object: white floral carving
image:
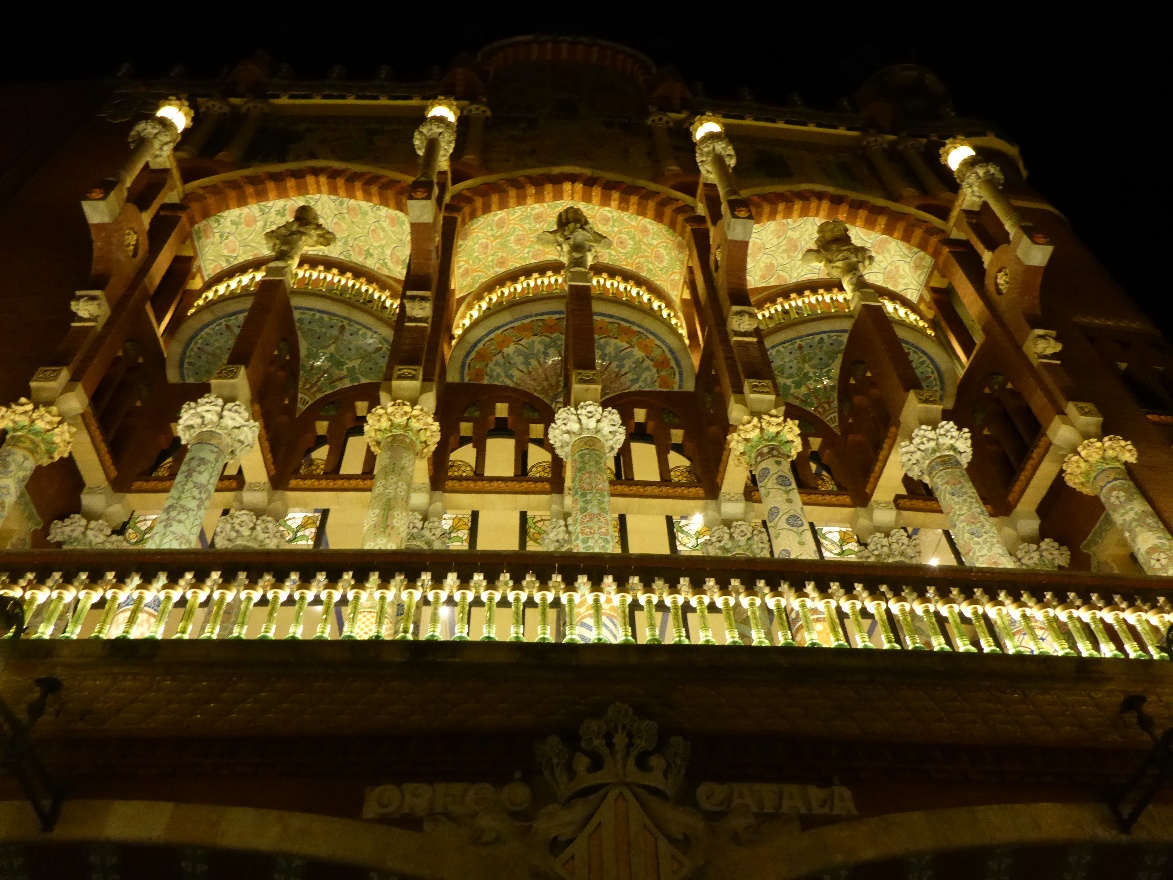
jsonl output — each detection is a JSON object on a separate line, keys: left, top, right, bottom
{"left": 730, "top": 409, "right": 802, "bottom": 467}
{"left": 702, "top": 520, "right": 770, "bottom": 557}
{"left": 1014, "top": 538, "right": 1071, "bottom": 570}
{"left": 954, "top": 160, "right": 1005, "bottom": 195}
{"left": 48, "top": 514, "right": 129, "bottom": 549}
{"left": 548, "top": 402, "right": 626, "bottom": 459}
{"left": 213, "top": 509, "right": 285, "bottom": 549}
{"left": 1062, "top": 435, "right": 1138, "bottom": 495}
{"left": 856, "top": 528, "right": 920, "bottom": 563}
{"left": 405, "top": 512, "right": 448, "bottom": 550}
{"left": 176, "top": 394, "right": 259, "bottom": 459}
{"left": 364, "top": 400, "right": 440, "bottom": 457}
{"left": 413, "top": 116, "right": 458, "bottom": 164}
{"left": 129, "top": 117, "right": 181, "bottom": 164}
{"left": 0, "top": 398, "right": 74, "bottom": 464}
{"left": 695, "top": 132, "right": 737, "bottom": 176}
{"left": 900, "top": 421, "right": 973, "bottom": 481}
{"left": 542, "top": 517, "right": 573, "bottom": 552}
{"left": 1031, "top": 332, "right": 1063, "bottom": 357}
{"left": 70, "top": 294, "right": 103, "bottom": 320}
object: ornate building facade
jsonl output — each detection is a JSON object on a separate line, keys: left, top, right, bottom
{"left": 2, "top": 37, "right": 1173, "bottom": 879}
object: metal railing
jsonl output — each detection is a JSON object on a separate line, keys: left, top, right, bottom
{"left": 1, "top": 550, "right": 1170, "bottom": 659}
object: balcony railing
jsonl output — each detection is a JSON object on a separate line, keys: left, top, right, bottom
{"left": 1, "top": 551, "right": 1170, "bottom": 660}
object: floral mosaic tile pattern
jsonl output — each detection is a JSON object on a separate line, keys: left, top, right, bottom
{"left": 179, "top": 306, "right": 392, "bottom": 412}
{"left": 454, "top": 201, "right": 689, "bottom": 300}
{"left": 748, "top": 217, "right": 934, "bottom": 302}
{"left": 767, "top": 329, "right": 944, "bottom": 429}
{"left": 192, "top": 195, "right": 410, "bottom": 280}
{"left": 459, "top": 309, "right": 684, "bottom": 405}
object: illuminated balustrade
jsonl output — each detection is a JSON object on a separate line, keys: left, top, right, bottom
{"left": 188, "top": 262, "right": 400, "bottom": 319}
{"left": 756, "top": 288, "right": 934, "bottom": 336}
{"left": 3, "top": 554, "right": 1171, "bottom": 660}
{"left": 453, "top": 270, "right": 687, "bottom": 342}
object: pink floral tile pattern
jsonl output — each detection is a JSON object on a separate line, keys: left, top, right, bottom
{"left": 748, "top": 217, "right": 934, "bottom": 303}
{"left": 459, "top": 308, "right": 685, "bottom": 405}
{"left": 454, "top": 201, "right": 689, "bottom": 301}
{"left": 193, "top": 195, "right": 410, "bottom": 280}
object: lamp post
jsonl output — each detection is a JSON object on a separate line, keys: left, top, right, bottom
{"left": 414, "top": 98, "right": 460, "bottom": 182}
{"left": 940, "top": 138, "right": 1025, "bottom": 238}
{"left": 691, "top": 115, "right": 740, "bottom": 204}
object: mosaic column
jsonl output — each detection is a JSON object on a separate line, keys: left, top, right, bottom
{"left": 0, "top": 399, "right": 74, "bottom": 526}
{"left": 548, "top": 401, "right": 626, "bottom": 553}
{"left": 1064, "top": 436, "right": 1173, "bottom": 577}
{"left": 361, "top": 400, "right": 440, "bottom": 550}
{"left": 147, "top": 395, "right": 258, "bottom": 549}
{"left": 729, "top": 409, "right": 817, "bottom": 559}
{"left": 900, "top": 421, "right": 1017, "bottom": 568}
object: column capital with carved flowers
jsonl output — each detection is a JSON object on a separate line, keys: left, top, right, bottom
{"left": 364, "top": 400, "right": 440, "bottom": 458}
{"left": 729, "top": 409, "right": 802, "bottom": 468}
{"left": 702, "top": 521, "right": 771, "bottom": 557}
{"left": 548, "top": 401, "right": 626, "bottom": 459}
{"left": 176, "top": 394, "right": 259, "bottom": 459}
{"left": 1062, "top": 435, "right": 1138, "bottom": 495}
{"left": 900, "top": 420, "right": 973, "bottom": 481}
{"left": 952, "top": 158, "right": 1005, "bottom": 195}
{"left": 413, "top": 117, "right": 458, "bottom": 164}
{"left": 129, "top": 117, "right": 183, "bottom": 165}
{"left": 0, "top": 398, "right": 74, "bottom": 465}
{"left": 694, "top": 132, "right": 737, "bottom": 178}
{"left": 463, "top": 103, "right": 492, "bottom": 117}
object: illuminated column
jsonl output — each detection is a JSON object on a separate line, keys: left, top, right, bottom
{"left": 413, "top": 98, "right": 459, "bottom": 182}
{"left": 862, "top": 136, "right": 917, "bottom": 200}
{"left": 1063, "top": 436, "right": 1173, "bottom": 577}
{"left": 900, "top": 421, "right": 1017, "bottom": 568}
{"left": 940, "top": 139, "right": 1025, "bottom": 238}
{"left": 648, "top": 112, "right": 682, "bottom": 175}
{"left": 801, "top": 219, "right": 879, "bottom": 309}
{"left": 692, "top": 114, "right": 741, "bottom": 204}
{"left": 459, "top": 103, "right": 491, "bottom": 165}
{"left": 215, "top": 99, "right": 269, "bottom": 165}
{"left": 0, "top": 399, "right": 74, "bottom": 526}
{"left": 729, "top": 410, "right": 817, "bottom": 559}
{"left": 548, "top": 402, "right": 626, "bottom": 553}
{"left": 361, "top": 400, "right": 440, "bottom": 550}
{"left": 146, "top": 395, "right": 258, "bottom": 549}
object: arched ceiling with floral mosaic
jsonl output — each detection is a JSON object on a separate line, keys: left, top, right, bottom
{"left": 748, "top": 218, "right": 935, "bottom": 304}
{"left": 192, "top": 194, "right": 411, "bottom": 280}
{"left": 453, "top": 201, "right": 689, "bottom": 301}
{"left": 766, "top": 328, "right": 946, "bottom": 430}
{"left": 453, "top": 302, "right": 692, "bottom": 405}
{"left": 177, "top": 304, "right": 393, "bottom": 413}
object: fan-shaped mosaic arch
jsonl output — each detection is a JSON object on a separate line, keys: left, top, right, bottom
{"left": 453, "top": 201, "right": 689, "bottom": 302}
{"left": 455, "top": 304, "right": 691, "bottom": 406}
{"left": 766, "top": 328, "right": 946, "bottom": 430}
{"left": 178, "top": 304, "right": 393, "bottom": 413}
{"left": 192, "top": 194, "right": 411, "bottom": 280}
{"left": 748, "top": 217, "right": 934, "bottom": 304}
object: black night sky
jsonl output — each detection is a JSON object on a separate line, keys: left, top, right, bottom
{"left": 6, "top": 5, "right": 1165, "bottom": 330}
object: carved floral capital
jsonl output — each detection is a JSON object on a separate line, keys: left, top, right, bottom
{"left": 0, "top": 398, "right": 74, "bottom": 465}
{"left": 694, "top": 133, "right": 737, "bottom": 177}
{"left": 954, "top": 159, "right": 1005, "bottom": 195}
{"left": 212, "top": 509, "right": 286, "bottom": 549}
{"left": 176, "top": 394, "right": 259, "bottom": 459}
{"left": 548, "top": 402, "right": 626, "bottom": 459}
{"left": 364, "top": 400, "right": 440, "bottom": 458}
{"left": 48, "top": 514, "right": 128, "bottom": 549}
{"left": 1062, "top": 435, "right": 1137, "bottom": 495}
{"left": 413, "top": 117, "right": 458, "bottom": 163}
{"left": 129, "top": 118, "right": 181, "bottom": 164}
{"left": 702, "top": 520, "right": 770, "bottom": 558}
{"left": 899, "top": 421, "right": 972, "bottom": 481}
{"left": 730, "top": 409, "right": 802, "bottom": 467}
{"left": 1014, "top": 538, "right": 1071, "bottom": 570}
{"left": 856, "top": 528, "right": 920, "bottom": 563}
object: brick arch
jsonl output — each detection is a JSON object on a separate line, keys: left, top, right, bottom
{"left": 748, "top": 189, "right": 949, "bottom": 260}
{"left": 182, "top": 164, "right": 415, "bottom": 224}
{"left": 445, "top": 171, "right": 697, "bottom": 239}
{"left": 478, "top": 36, "right": 656, "bottom": 87}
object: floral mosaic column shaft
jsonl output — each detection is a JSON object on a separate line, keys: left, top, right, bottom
{"left": 1064, "top": 436, "right": 1173, "bottom": 577}
{"left": 147, "top": 395, "right": 258, "bottom": 549}
{"left": 0, "top": 399, "right": 74, "bottom": 526}
{"left": 548, "top": 402, "right": 626, "bottom": 553}
{"left": 900, "top": 422, "right": 1017, "bottom": 568}
{"left": 729, "top": 409, "right": 817, "bottom": 559}
{"left": 361, "top": 401, "right": 440, "bottom": 550}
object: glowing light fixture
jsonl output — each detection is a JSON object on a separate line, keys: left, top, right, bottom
{"left": 942, "top": 139, "right": 976, "bottom": 171}
{"left": 928, "top": 557, "right": 940, "bottom": 567}
{"left": 155, "top": 97, "right": 193, "bottom": 133}
{"left": 425, "top": 98, "right": 459, "bottom": 123}
{"left": 690, "top": 115, "right": 724, "bottom": 142}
